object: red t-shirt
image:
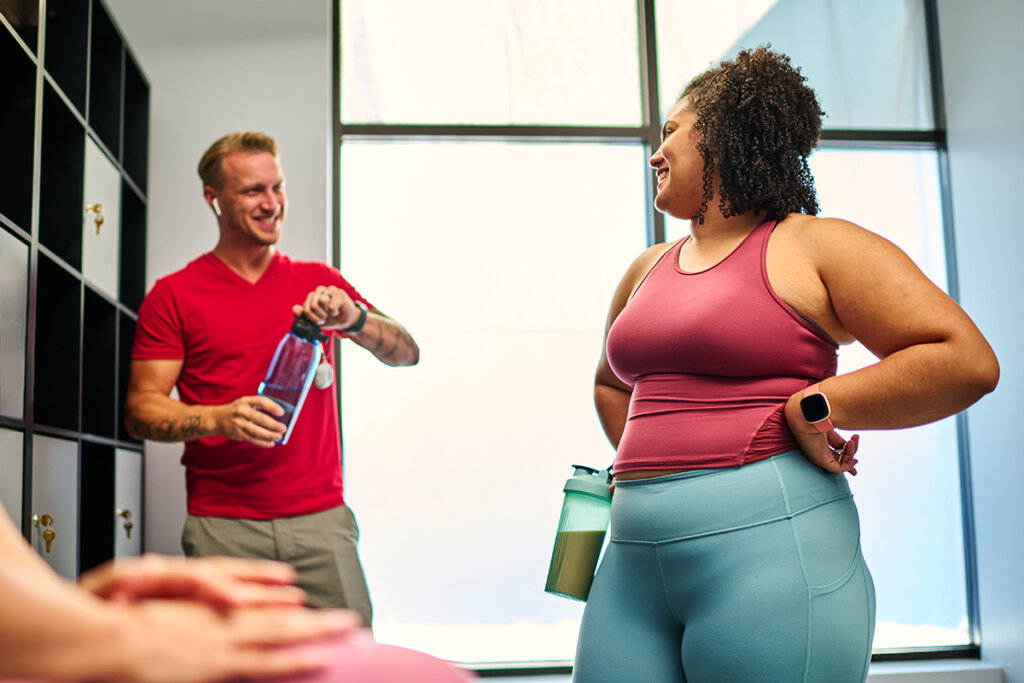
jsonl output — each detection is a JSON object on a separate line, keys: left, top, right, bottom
{"left": 132, "top": 251, "right": 370, "bottom": 518}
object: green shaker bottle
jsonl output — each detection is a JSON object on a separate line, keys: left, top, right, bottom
{"left": 544, "top": 464, "right": 613, "bottom": 601}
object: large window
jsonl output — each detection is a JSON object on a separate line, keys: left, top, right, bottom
{"left": 336, "top": 0, "right": 972, "bottom": 667}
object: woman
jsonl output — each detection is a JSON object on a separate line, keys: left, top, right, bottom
{"left": 574, "top": 47, "right": 998, "bottom": 682}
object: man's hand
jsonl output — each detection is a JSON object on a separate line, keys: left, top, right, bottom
{"left": 293, "top": 286, "right": 361, "bottom": 330}
{"left": 215, "top": 396, "right": 288, "bottom": 448}
{"left": 293, "top": 285, "right": 420, "bottom": 367}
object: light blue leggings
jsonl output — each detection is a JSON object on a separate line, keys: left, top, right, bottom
{"left": 574, "top": 451, "right": 875, "bottom": 683}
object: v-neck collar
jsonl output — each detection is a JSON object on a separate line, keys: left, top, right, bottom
{"left": 205, "top": 249, "right": 281, "bottom": 287}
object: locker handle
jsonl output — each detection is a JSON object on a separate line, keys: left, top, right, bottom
{"left": 117, "top": 508, "right": 134, "bottom": 540}
{"left": 85, "top": 203, "right": 105, "bottom": 234}
{"left": 31, "top": 513, "right": 56, "bottom": 553}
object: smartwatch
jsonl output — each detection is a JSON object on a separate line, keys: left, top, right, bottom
{"left": 800, "top": 383, "right": 834, "bottom": 433}
{"left": 343, "top": 300, "right": 369, "bottom": 333}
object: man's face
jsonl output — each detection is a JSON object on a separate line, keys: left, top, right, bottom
{"left": 214, "top": 151, "right": 286, "bottom": 246}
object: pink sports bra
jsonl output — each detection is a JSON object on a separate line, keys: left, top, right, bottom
{"left": 606, "top": 220, "right": 838, "bottom": 472}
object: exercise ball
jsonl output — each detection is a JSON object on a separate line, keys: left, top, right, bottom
{"left": 289, "top": 630, "right": 475, "bottom": 682}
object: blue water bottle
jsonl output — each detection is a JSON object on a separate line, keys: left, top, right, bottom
{"left": 257, "top": 316, "right": 326, "bottom": 445}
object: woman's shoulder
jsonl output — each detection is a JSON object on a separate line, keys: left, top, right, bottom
{"left": 777, "top": 214, "right": 907, "bottom": 262}
{"left": 608, "top": 240, "right": 681, "bottom": 307}
{"left": 631, "top": 239, "right": 679, "bottom": 271}
{"left": 776, "top": 213, "right": 874, "bottom": 240}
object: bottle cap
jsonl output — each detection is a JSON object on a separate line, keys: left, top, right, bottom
{"left": 563, "top": 464, "right": 613, "bottom": 500}
{"left": 291, "top": 316, "right": 327, "bottom": 342}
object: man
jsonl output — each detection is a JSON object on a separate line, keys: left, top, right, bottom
{"left": 125, "top": 131, "right": 418, "bottom": 626}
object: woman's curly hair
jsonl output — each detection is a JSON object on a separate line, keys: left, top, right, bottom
{"left": 680, "top": 46, "right": 825, "bottom": 223}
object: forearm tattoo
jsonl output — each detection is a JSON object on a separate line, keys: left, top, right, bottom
{"left": 370, "top": 318, "right": 413, "bottom": 361}
{"left": 370, "top": 319, "right": 386, "bottom": 354}
{"left": 130, "top": 414, "right": 205, "bottom": 442}
{"left": 381, "top": 328, "right": 414, "bottom": 360}
{"left": 179, "top": 415, "right": 204, "bottom": 439}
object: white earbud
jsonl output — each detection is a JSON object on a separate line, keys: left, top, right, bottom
{"left": 212, "top": 198, "right": 222, "bottom": 216}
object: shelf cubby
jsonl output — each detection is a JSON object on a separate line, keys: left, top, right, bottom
{"left": 38, "top": 82, "right": 86, "bottom": 271}
{"left": 79, "top": 441, "right": 115, "bottom": 573}
{"left": 42, "top": 0, "right": 89, "bottom": 114}
{"left": 123, "top": 49, "right": 149, "bottom": 191}
{"left": 34, "top": 256, "right": 82, "bottom": 431}
{"left": 0, "top": 0, "right": 39, "bottom": 54}
{"left": 117, "top": 312, "right": 138, "bottom": 444}
{"left": 0, "top": 26, "right": 37, "bottom": 232}
{"left": 82, "top": 287, "right": 117, "bottom": 439}
{"left": 119, "top": 180, "right": 147, "bottom": 312}
{"left": 87, "top": 0, "right": 123, "bottom": 160}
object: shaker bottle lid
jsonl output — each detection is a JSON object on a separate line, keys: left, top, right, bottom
{"left": 564, "top": 464, "right": 613, "bottom": 500}
{"left": 292, "top": 316, "right": 328, "bottom": 342}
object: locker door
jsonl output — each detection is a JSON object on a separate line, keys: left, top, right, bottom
{"left": 81, "top": 137, "right": 121, "bottom": 300}
{"left": 31, "top": 434, "right": 80, "bottom": 579}
{"left": 0, "top": 226, "right": 28, "bottom": 419}
{"left": 114, "top": 448, "right": 142, "bottom": 557}
{"left": 0, "top": 428, "right": 23, "bottom": 525}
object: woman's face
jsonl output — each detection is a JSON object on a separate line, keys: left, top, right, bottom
{"left": 649, "top": 98, "right": 706, "bottom": 220}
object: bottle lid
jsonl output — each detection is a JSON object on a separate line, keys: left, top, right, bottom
{"left": 291, "top": 316, "right": 327, "bottom": 342}
{"left": 563, "top": 464, "right": 613, "bottom": 500}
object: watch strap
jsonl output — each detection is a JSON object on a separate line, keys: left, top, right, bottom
{"left": 344, "top": 301, "right": 368, "bottom": 333}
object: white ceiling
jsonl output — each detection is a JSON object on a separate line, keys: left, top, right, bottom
{"left": 104, "top": 0, "right": 328, "bottom": 53}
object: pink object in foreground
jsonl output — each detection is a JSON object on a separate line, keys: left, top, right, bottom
{"left": 0, "top": 631, "right": 475, "bottom": 683}
{"left": 288, "top": 630, "right": 476, "bottom": 683}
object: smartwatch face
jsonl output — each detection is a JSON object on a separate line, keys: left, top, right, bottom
{"left": 801, "top": 392, "right": 830, "bottom": 423}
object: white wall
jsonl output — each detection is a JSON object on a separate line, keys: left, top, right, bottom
{"left": 938, "top": 0, "right": 1024, "bottom": 680}
{"left": 105, "top": 0, "right": 331, "bottom": 554}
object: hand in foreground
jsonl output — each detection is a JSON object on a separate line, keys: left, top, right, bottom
{"left": 79, "top": 554, "right": 307, "bottom": 608}
{"left": 785, "top": 394, "right": 860, "bottom": 476}
{"left": 113, "top": 601, "right": 360, "bottom": 683}
{"left": 215, "top": 395, "right": 288, "bottom": 447}
{"left": 293, "top": 286, "right": 363, "bottom": 331}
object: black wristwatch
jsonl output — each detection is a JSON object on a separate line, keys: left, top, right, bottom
{"left": 799, "top": 383, "right": 834, "bottom": 433}
{"left": 343, "top": 301, "right": 368, "bottom": 333}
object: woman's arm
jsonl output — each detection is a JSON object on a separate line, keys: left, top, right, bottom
{"left": 0, "top": 509, "right": 357, "bottom": 682}
{"left": 594, "top": 244, "right": 676, "bottom": 449}
{"left": 78, "top": 554, "right": 308, "bottom": 607}
{"left": 783, "top": 217, "right": 998, "bottom": 467}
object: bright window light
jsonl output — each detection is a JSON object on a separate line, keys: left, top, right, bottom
{"left": 340, "top": 141, "right": 648, "bottom": 663}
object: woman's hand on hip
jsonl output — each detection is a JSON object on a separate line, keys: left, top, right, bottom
{"left": 784, "top": 392, "right": 860, "bottom": 476}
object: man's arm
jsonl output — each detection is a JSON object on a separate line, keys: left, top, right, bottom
{"left": 292, "top": 286, "right": 419, "bottom": 367}
{"left": 346, "top": 308, "right": 419, "bottom": 367}
{"left": 124, "top": 359, "right": 286, "bottom": 447}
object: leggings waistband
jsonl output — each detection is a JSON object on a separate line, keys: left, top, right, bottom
{"left": 609, "top": 451, "right": 854, "bottom": 545}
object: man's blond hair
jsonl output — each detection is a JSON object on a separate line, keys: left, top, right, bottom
{"left": 197, "top": 132, "right": 279, "bottom": 188}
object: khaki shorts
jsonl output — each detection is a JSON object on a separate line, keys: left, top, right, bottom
{"left": 182, "top": 504, "right": 373, "bottom": 626}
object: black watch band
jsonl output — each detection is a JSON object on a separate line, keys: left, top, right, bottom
{"left": 344, "top": 301, "right": 368, "bottom": 333}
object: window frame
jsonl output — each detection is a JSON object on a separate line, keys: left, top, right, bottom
{"left": 331, "top": 0, "right": 980, "bottom": 671}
